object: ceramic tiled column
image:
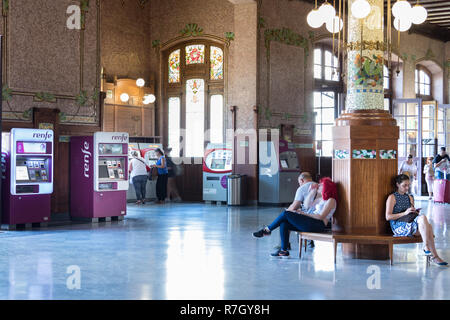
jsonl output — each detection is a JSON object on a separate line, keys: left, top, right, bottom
{"left": 332, "top": 0, "right": 399, "bottom": 260}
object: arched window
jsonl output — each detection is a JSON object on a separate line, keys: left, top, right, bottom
{"left": 314, "top": 48, "right": 339, "bottom": 81}
{"left": 164, "top": 42, "right": 225, "bottom": 157}
{"left": 313, "top": 44, "right": 343, "bottom": 157}
{"left": 415, "top": 66, "right": 432, "bottom": 99}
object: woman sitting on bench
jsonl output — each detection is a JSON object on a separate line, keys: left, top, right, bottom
{"left": 386, "top": 174, "right": 447, "bottom": 266}
{"left": 252, "top": 177, "right": 337, "bottom": 257}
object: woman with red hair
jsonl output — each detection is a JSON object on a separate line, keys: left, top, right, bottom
{"left": 253, "top": 177, "right": 338, "bottom": 257}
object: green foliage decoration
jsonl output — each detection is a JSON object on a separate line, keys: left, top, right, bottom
{"left": 152, "top": 40, "right": 160, "bottom": 49}
{"left": 282, "top": 112, "right": 291, "bottom": 121}
{"left": 180, "top": 23, "right": 204, "bottom": 37}
{"left": 76, "top": 90, "right": 89, "bottom": 107}
{"left": 264, "top": 27, "right": 309, "bottom": 63}
{"left": 2, "top": 84, "right": 12, "bottom": 101}
{"left": 22, "top": 108, "right": 32, "bottom": 120}
{"left": 425, "top": 49, "right": 435, "bottom": 60}
{"left": 258, "top": 17, "right": 266, "bottom": 29}
{"left": 34, "top": 92, "right": 56, "bottom": 103}
{"left": 80, "top": 0, "right": 89, "bottom": 29}
{"left": 2, "top": 0, "right": 9, "bottom": 16}
{"left": 264, "top": 106, "right": 272, "bottom": 121}
{"left": 225, "top": 32, "right": 235, "bottom": 41}
{"left": 59, "top": 112, "right": 67, "bottom": 122}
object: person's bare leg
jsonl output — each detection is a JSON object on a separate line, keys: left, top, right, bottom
{"left": 417, "top": 216, "right": 444, "bottom": 263}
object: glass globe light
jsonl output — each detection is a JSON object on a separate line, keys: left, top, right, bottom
{"left": 326, "top": 16, "right": 343, "bottom": 33}
{"left": 136, "top": 78, "right": 145, "bottom": 87}
{"left": 411, "top": 5, "right": 427, "bottom": 24}
{"left": 393, "top": 17, "right": 412, "bottom": 32}
{"left": 392, "top": 0, "right": 412, "bottom": 20}
{"left": 351, "top": 0, "right": 371, "bottom": 19}
{"left": 307, "top": 8, "right": 324, "bottom": 28}
{"left": 143, "top": 94, "right": 156, "bottom": 105}
{"left": 318, "top": 2, "right": 336, "bottom": 24}
{"left": 120, "top": 93, "right": 129, "bottom": 103}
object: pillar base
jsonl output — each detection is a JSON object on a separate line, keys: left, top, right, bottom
{"left": 333, "top": 109, "right": 399, "bottom": 261}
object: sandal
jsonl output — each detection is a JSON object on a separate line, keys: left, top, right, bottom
{"left": 428, "top": 256, "right": 448, "bottom": 266}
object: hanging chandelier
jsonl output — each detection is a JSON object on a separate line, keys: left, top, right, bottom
{"left": 306, "top": 0, "right": 428, "bottom": 76}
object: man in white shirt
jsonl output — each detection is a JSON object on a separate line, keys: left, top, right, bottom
{"left": 288, "top": 172, "right": 317, "bottom": 212}
{"left": 274, "top": 172, "right": 318, "bottom": 250}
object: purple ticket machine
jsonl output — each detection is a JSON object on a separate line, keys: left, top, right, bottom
{"left": 70, "top": 132, "right": 129, "bottom": 221}
{"left": 1, "top": 128, "right": 54, "bottom": 229}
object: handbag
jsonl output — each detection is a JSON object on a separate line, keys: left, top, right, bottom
{"left": 397, "top": 212, "right": 418, "bottom": 223}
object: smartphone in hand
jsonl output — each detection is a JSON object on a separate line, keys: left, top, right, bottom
{"left": 415, "top": 208, "right": 421, "bottom": 213}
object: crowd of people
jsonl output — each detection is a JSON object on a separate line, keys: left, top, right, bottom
{"left": 398, "top": 147, "right": 450, "bottom": 200}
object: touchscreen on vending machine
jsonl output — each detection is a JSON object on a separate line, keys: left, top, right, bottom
{"left": 211, "top": 159, "right": 226, "bottom": 169}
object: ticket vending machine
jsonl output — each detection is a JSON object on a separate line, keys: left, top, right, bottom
{"left": 70, "top": 132, "right": 129, "bottom": 221}
{"left": 139, "top": 143, "right": 163, "bottom": 167}
{"left": 259, "top": 139, "right": 300, "bottom": 204}
{"left": 1, "top": 129, "right": 54, "bottom": 228}
{"left": 203, "top": 143, "right": 233, "bottom": 202}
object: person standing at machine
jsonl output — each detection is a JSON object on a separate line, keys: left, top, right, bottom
{"left": 165, "top": 147, "right": 182, "bottom": 202}
{"left": 129, "top": 151, "right": 149, "bottom": 205}
{"left": 151, "top": 148, "right": 168, "bottom": 204}
{"left": 398, "top": 154, "right": 418, "bottom": 194}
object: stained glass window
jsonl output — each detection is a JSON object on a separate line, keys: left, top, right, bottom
{"left": 210, "top": 47, "right": 224, "bottom": 80}
{"left": 168, "top": 50, "right": 180, "bottom": 83}
{"left": 186, "top": 79, "right": 205, "bottom": 157}
{"left": 186, "top": 45, "right": 205, "bottom": 65}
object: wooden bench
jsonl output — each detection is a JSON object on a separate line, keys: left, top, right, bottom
{"left": 298, "top": 231, "right": 423, "bottom": 265}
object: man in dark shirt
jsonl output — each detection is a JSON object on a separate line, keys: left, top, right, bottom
{"left": 433, "top": 147, "right": 450, "bottom": 169}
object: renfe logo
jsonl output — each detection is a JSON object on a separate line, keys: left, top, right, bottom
{"left": 32, "top": 131, "right": 53, "bottom": 140}
{"left": 111, "top": 134, "right": 128, "bottom": 142}
{"left": 81, "top": 141, "right": 91, "bottom": 178}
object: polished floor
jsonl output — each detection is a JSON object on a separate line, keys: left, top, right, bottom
{"left": 0, "top": 198, "right": 448, "bottom": 300}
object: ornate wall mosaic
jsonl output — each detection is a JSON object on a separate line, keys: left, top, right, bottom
{"left": 379, "top": 150, "right": 397, "bottom": 159}
{"left": 334, "top": 149, "right": 350, "bottom": 159}
{"left": 346, "top": 0, "right": 384, "bottom": 111}
{"left": 352, "top": 149, "right": 377, "bottom": 159}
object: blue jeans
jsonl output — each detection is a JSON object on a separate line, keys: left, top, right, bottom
{"left": 132, "top": 175, "right": 148, "bottom": 201}
{"left": 268, "top": 210, "right": 325, "bottom": 251}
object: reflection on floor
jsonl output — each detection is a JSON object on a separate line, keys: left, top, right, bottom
{"left": 0, "top": 199, "right": 448, "bottom": 299}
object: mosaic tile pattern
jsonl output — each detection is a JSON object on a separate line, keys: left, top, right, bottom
{"left": 352, "top": 149, "right": 377, "bottom": 159}
{"left": 346, "top": 0, "right": 385, "bottom": 111}
{"left": 334, "top": 149, "right": 350, "bottom": 159}
{"left": 380, "top": 150, "right": 397, "bottom": 159}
